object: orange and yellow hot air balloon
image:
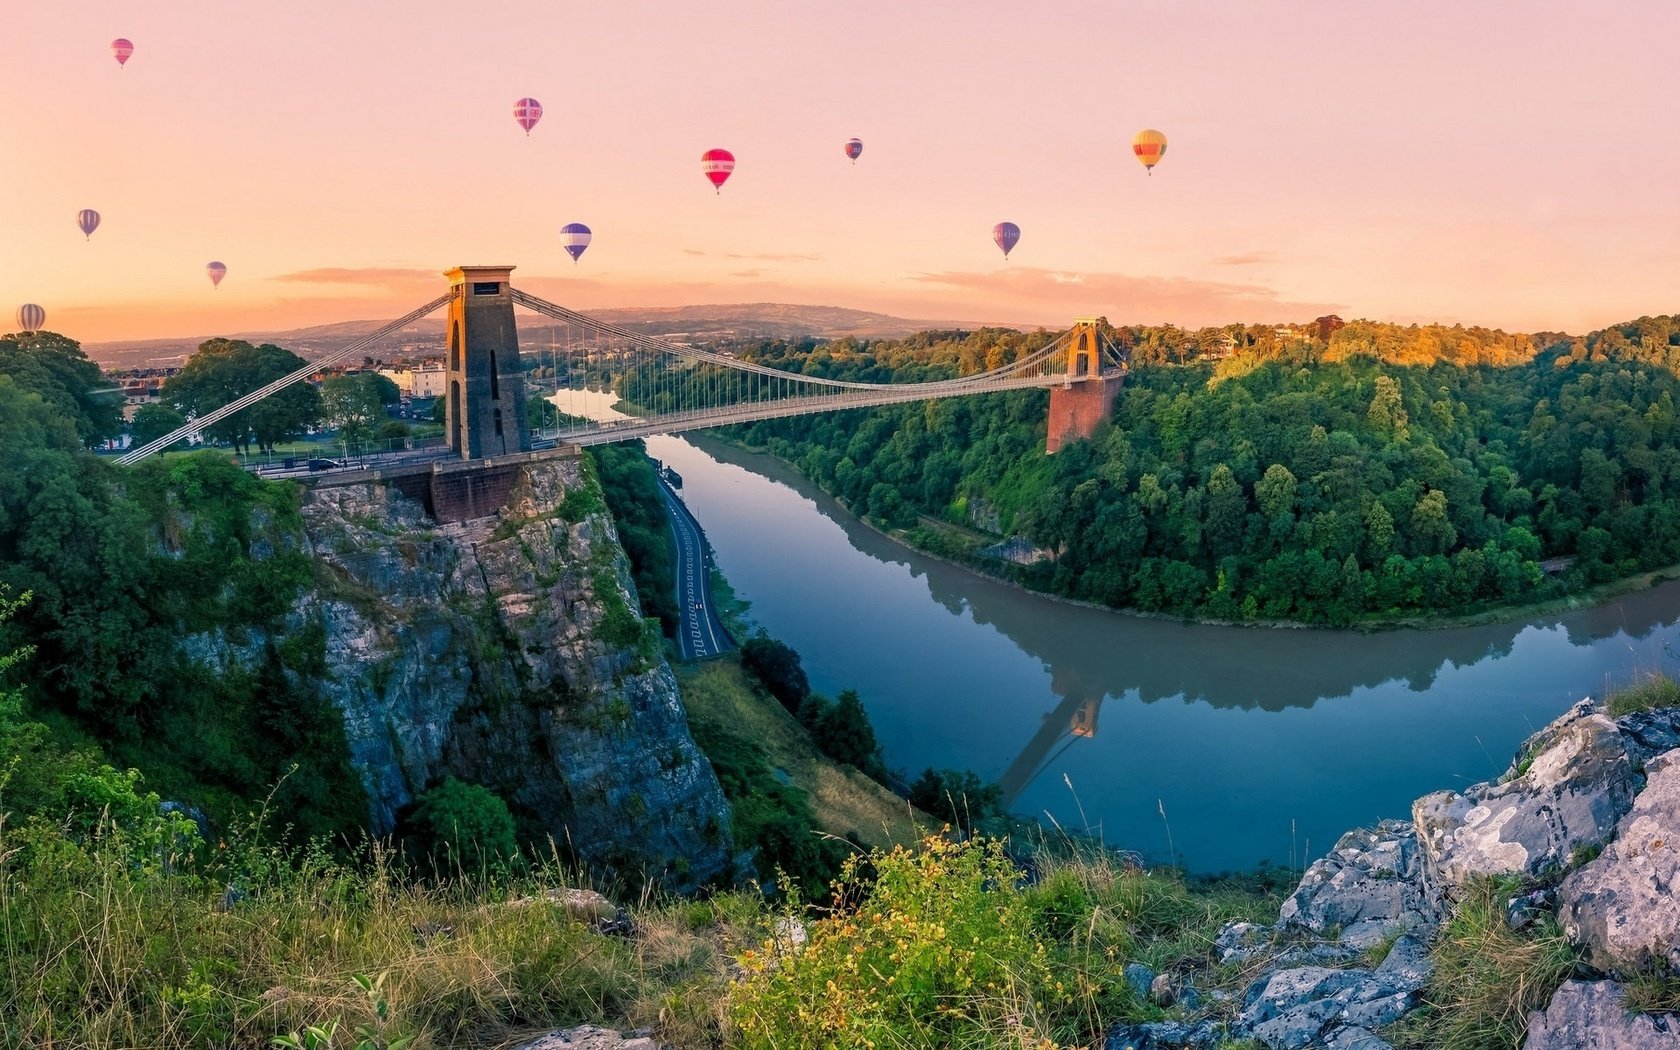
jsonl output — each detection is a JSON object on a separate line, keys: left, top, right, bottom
{"left": 1132, "top": 129, "right": 1167, "bottom": 175}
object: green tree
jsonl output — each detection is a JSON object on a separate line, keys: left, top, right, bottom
{"left": 0, "top": 331, "right": 123, "bottom": 446}
{"left": 815, "top": 689, "right": 887, "bottom": 781}
{"left": 741, "top": 636, "right": 810, "bottom": 714}
{"left": 1255, "top": 463, "right": 1299, "bottom": 521}
{"left": 130, "top": 403, "right": 188, "bottom": 448}
{"left": 163, "top": 339, "right": 320, "bottom": 454}
{"left": 320, "top": 374, "right": 388, "bottom": 456}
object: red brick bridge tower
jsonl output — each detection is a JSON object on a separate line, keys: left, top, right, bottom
{"left": 1045, "top": 318, "right": 1124, "bottom": 453}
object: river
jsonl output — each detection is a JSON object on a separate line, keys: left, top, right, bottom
{"left": 554, "top": 391, "right": 1680, "bottom": 873}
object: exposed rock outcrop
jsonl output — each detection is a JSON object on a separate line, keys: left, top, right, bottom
{"left": 1559, "top": 747, "right": 1680, "bottom": 973}
{"left": 511, "top": 1026, "right": 663, "bottom": 1050}
{"left": 1523, "top": 980, "right": 1680, "bottom": 1049}
{"left": 1413, "top": 699, "right": 1636, "bottom": 898}
{"left": 292, "top": 457, "right": 733, "bottom": 890}
{"left": 1276, "top": 820, "right": 1433, "bottom": 946}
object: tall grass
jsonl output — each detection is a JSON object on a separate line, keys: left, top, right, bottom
{"left": 1605, "top": 671, "right": 1680, "bottom": 718}
{"left": 1398, "top": 876, "right": 1578, "bottom": 1050}
{"left": 0, "top": 821, "right": 759, "bottom": 1049}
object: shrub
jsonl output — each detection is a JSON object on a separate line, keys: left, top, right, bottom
{"left": 404, "top": 778, "right": 518, "bottom": 873}
{"left": 908, "top": 768, "right": 1005, "bottom": 834}
{"left": 728, "top": 836, "right": 1092, "bottom": 1049}
{"left": 811, "top": 690, "right": 888, "bottom": 782}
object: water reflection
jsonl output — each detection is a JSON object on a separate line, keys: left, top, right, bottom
{"left": 644, "top": 432, "right": 1680, "bottom": 870}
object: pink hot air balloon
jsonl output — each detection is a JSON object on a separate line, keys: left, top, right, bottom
{"left": 77, "top": 209, "right": 101, "bottom": 240}
{"left": 111, "top": 38, "right": 134, "bottom": 68}
{"left": 993, "top": 221, "right": 1021, "bottom": 259}
{"left": 513, "top": 97, "right": 543, "bottom": 136}
{"left": 844, "top": 137, "right": 863, "bottom": 163}
{"left": 206, "top": 261, "right": 227, "bottom": 289}
{"left": 701, "top": 148, "right": 735, "bottom": 193}
{"left": 15, "top": 304, "right": 45, "bottom": 332}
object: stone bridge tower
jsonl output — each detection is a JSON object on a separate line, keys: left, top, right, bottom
{"left": 444, "top": 265, "right": 530, "bottom": 459}
{"left": 1045, "top": 318, "right": 1124, "bottom": 453}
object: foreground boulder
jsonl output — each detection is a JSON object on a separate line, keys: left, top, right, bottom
{"left": 1524, "top": 980, "right": 1680, "bottom": 1048}
{"left": 1414, "top": 699, "right": 1635, "bottom": 896}
{"left": 511, "top": 1026, "right": 662, "bottom": 1050}
{"left": 1235, "top": 934, "right": 1431, "bottom": 1049}
{"left": 1559, "top": 748, "right": 1680, "bottom": 973}
{"left": 1276, "top": 820, "right": 1434, "bottom": 946}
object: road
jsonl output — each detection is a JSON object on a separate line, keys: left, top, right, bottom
{"left": 659, "top": 476, "right": 733, "bottom": 661}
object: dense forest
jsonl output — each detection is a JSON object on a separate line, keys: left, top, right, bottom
{"left": 705, "top": 315, "right": 1680, "bottom": 624}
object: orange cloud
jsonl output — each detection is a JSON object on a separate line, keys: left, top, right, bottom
{"left": 269, "top": 267, "right": 439, "bottom": 290}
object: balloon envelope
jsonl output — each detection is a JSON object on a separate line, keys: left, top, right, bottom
{"left": 513, "top": 97, "right": 543, "bottom": 135}
{"left": 559, "top": 222, "right": 592, "bottom": 263}
{"left": 206, "top": 261, "right": 227, "bottom": 288}
{"left": 1132, "top": 129, "right": 1168, "bottom": 173}
{"left": 15, "top": 304, "right": 45, "bottom": 332}
{"left": 992, "top": 221, "right": 1021, "bottom": 258}
{"left": 111, "top": 38, "right": 133, "bottom": 67}
{"left": 77, "top": 209, "right": 101, "bottom": 240}
{"left": 844, "top": 137, "right": 863, "bottom": 162}
{"left": 701, "top": 148, "right": 735, "bottom": 192}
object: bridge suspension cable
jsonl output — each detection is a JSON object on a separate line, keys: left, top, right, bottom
{"left": 116, "top": 293, "right": 454, "bottom": 465}
{"left": 507, "top": 286, "right": 1079, "bottom": 446}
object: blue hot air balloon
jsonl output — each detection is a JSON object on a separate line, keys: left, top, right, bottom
{"left": 559, "top": 223, "right": 592, "bottom": 263}
{"left": 992, "top": 221, "right": 1020, "bottom": 259}
{"left": 77, "top": 209, "right": 101, "bottom": 240}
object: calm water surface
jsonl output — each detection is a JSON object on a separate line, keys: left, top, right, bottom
{"left": 634, "top": 430, "right": 1680, "bottom": 873}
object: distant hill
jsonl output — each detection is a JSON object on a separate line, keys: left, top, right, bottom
{"left": 83, "top": 303, "right": 991, "bottom": 370}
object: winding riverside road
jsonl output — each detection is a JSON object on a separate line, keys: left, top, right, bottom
{"left": 660, "top": 476, "right": 733, "bottom": 661}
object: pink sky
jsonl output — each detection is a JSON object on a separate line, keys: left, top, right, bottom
{"left": 4, "top": 1, "right": 1678, "bottom": 343}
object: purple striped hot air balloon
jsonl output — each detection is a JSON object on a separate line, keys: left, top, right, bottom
{"left": 559, "top": 223, "right": 592, "bottom": 264}
{"left": 16, "top": 304, "right": 46, "bottom": 333}
{"left": 77, "top": 209, "right": 101, "bottom": 240}
{"left": 111, "top": 38, "right": 133, "bottom": 68}
{"left": 206, "top": 261, "right": 227, "bottom": 288}
{"left": 992, "top": 221, "right": 1020, "bottom": 259}
{"left": 513, "top": 97, "right": 543, "bottom": 136}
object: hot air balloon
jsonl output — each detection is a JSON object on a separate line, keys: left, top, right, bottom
{"left": 701, "top": 148, "right": 735, "bottom": 193}
{"left": 1132, "top": 129, "right": 1167, "bottom": 175}
{"left": 559, "top": 223, "right": 592, "bottom": 263}
{"left": 844, "top": 137, "right": 863, "bottom": 163}
{"left": 111, "top": 38, "right": 133, "bottom": 68}
{"left": 992, "top": 221, "right": 1020, "bottom": 259}
{"left": 513, "top": 98, "right": 543, "bottom": 136}
{"left": 15, "top": 304, "right": 45, "bottom": 333}
{"left": 77, "top": 209, "right": 101, "bottom": 240}
{"left": 206, "top": 261, "right": 227, "bottom": 288}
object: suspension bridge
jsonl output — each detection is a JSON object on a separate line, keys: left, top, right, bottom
{"left": 118, "top": 266, "right": 1127, "bottom": 471}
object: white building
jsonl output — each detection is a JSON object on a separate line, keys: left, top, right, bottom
{"left": 378, "top": 362, "right": 447, "bottom": 398}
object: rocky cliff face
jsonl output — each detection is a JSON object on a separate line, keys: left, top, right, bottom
{"left": 289, "top": 455, "right": 733, "bottom": 890}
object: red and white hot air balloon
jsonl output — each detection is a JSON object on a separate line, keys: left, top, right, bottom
{"left": 513, "top": 97, "right": 543, "bottom": 136}
{"left": 700, "top": 148, "right": 734, "bottom": 193}
{"left": 77, "top": 209, "right": 101, "bottom": 240}
{"left": 111, "top": 38, "right": 134, "bottom": 68}
{"left": 844, "top": 137, "right": 863, "bottom": 163}
{"left": 206, "top": 261, "right": 227, "bottom": 288}
{"left": 16, "top": 304, "right": 46, "bottom": 332}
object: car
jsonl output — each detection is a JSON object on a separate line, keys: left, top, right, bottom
{"left": 306, "top": 458, "right": 342, "bottom": 472}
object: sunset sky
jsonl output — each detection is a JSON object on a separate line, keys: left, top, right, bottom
{"left": 4, "top": 1, "right": 1678, "bottom": 344}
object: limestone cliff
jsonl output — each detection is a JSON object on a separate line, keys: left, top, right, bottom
{"left": 290, "top": 454, "right": 733, "bottom": 890}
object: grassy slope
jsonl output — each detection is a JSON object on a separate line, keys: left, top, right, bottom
{"left": 677, "top": 658, "right": 926, "bottom": 850}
